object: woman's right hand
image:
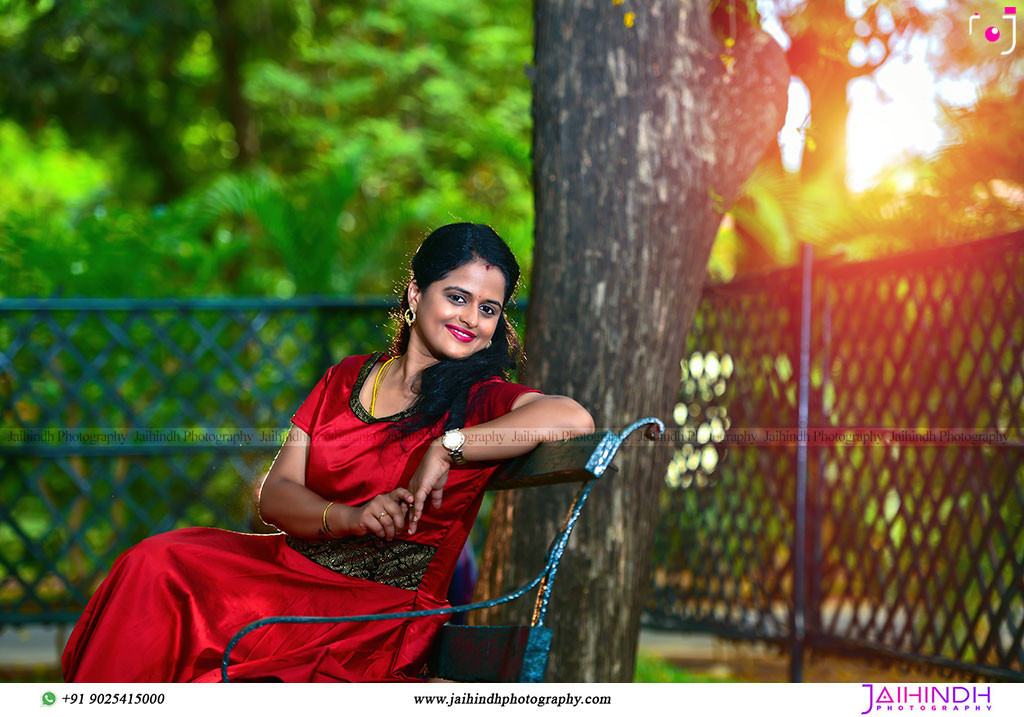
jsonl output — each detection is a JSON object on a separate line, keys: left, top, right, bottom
{"left": 340, "top": 488, "right": 415, "bottom": 540}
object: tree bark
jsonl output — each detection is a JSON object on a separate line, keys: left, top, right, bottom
{"left": 213, "top": 0, "right": 259, "bottom": 165}
{"left": 471, "top": 0, "right": 789, "bottom": 681}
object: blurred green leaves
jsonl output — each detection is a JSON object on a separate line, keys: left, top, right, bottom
{"left": 0, "top": 0, "right": 535, "bottom": 298}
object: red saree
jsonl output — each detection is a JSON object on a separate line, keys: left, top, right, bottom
{"left": 61, "top": 352, "right": 542, "bottom": 683}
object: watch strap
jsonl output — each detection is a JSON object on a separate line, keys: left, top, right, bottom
{"left": 443, "top": 429, "right": 467, "bottom": 465}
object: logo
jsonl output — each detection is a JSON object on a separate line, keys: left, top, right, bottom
{"left": 860, "top": 684, "right": 992, "bottom": 713}
{"left": 970, "top": 7, "right": 1017, "bottom": 54}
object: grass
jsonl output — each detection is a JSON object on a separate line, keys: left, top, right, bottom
{"left": 633, "top": 651, "right": 739, "bottom": 682}
{"left": 0, "top": 665, "right": 61, "bottom": 682}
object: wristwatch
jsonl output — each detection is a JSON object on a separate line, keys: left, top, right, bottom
{"left": 440, "top": 428, "right": 467, "bottom": 465}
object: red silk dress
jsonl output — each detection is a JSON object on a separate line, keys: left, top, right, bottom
{"left": 61, "top": 352, "right": 542, "bottom": 683}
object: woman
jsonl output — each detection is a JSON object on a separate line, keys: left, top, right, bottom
{"left": 61, "top": 222, "right": 595, "bottom": 682}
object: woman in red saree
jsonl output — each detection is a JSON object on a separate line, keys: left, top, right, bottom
{"left": 60, "top": 223, "right": 595, "bottom": 683}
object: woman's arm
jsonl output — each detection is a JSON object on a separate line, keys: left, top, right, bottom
{"left": 258, "top": 425, "right": 342, "bottom": 539}
{"left": 406, "top": 394, "right": 595, "bottom": 534}
{"left": 439, "top": 393, "right": 595, "bottom": 463}
{"left": 258, "top": 425, "right": 412, "bottom": 540}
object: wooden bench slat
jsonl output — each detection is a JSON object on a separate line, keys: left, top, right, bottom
{"left": 484, "top": 463, "right": 618, "bottom": 491}
{"left": 485, "top": 430, "right": 620, "bottom": 490}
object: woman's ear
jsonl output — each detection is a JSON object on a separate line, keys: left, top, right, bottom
{"left": 407, "top": 280, "right": 420, "bottom": 311}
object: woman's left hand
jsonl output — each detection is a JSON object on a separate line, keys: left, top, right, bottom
{"left": 407, "top": 443, "right": 452, "bottom": 535}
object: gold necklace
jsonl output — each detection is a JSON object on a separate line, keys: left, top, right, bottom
{"left": 369, "top": 356, "right": 396, "bottom": 417}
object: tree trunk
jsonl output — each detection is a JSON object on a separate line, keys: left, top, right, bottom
{"left": 471, "top": 0, "right": 789, "bottom": 681}
{"left": 213, "top": 0, "right": 259, "bottom": 165}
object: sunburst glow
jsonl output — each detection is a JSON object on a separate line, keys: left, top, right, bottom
{"left": 759, "top": 0, "right": 980, "bottom": 193}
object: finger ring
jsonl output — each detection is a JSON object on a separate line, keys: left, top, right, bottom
{"left": 379, "top": 512, "right": 387, "bottom": 519}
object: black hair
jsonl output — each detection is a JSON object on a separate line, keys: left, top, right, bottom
{"left": 377, "top": 222, "right": 527, "bottom": 451}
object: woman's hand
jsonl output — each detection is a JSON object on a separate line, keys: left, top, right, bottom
{"left": 340, "top": 488, "right": 414, "bottom": 540}
{"left": 407, "top": 444, "right": 452, "bottom": 536}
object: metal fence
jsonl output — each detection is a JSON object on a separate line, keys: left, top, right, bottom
{"left": 2, "top": 233, "right": 1021, "bottom": 682}
{"left": 0, "top": 297, "right": 531, "bottom": 626}
{"left": 645, "top": 230, "right": 1024, "bottom": 682}
{"left": 0, "top": 297, "right": 399, "bottom": 624}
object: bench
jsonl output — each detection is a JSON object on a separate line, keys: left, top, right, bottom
{"left": 221, "top": 416, "right": 665, "bottom": 683}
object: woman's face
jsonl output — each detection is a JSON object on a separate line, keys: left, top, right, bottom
{"left": 408, "top": 259, "right": 507, "bottom": 361}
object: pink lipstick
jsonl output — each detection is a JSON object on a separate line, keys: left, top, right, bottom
{"left": 446, "top": 325, "right": 475, "bottom": 342}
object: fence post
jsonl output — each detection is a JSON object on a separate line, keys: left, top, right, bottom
{"left": 809, "top": 261, "right": 830, "bottom": 651}
{"left": 790, "top": 242, "right": 814, "bottom": 682}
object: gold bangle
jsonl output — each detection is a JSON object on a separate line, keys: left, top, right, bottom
{"left": 322, "top": 501, "right": 337, "bottom": 538}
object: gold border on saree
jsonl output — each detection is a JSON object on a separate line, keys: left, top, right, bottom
{"left": 285, "top": 533, "right": 435, "bottom": 591}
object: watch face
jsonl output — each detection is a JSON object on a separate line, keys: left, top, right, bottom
{"left": 443, "top": 430, "right": 464, "bottom": 450}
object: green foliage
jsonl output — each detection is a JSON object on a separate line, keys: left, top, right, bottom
{"left": 0, "top": 0, "right": 535, "bottom": 298}
{"left": 0, "top": 121, "right": 109, "bottom": 212}
{"left": 0, "top": 0, "right": 228, "bottom": 199}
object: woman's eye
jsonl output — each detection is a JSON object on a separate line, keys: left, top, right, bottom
{"left": 450, "top": 295, "right": 496, "bottom": 316}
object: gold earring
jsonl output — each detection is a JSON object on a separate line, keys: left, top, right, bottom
{"left": 404, "top": 307, "right": 416, "bottom": 326}
{"left": 487, "top": 339, "right": 492, "bottom": 348}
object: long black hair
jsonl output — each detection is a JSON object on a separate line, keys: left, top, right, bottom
{"left": 378, "top": 222, "right": 527, "bottom": 450}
